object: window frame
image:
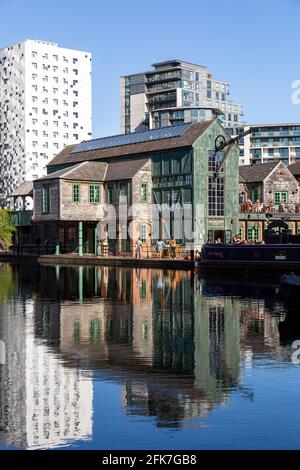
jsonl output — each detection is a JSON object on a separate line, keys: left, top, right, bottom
{"left": 247, "top": 226, "right": 260, "bottom": 241}
{"left": 72, "top": 183, "right": 81, "bottom": 203}
{"left": 274, "top": 191, "right": 288, "bottom": 205}
{"left": 140, "top": 182, "right": 148, "bottom": 202}
{"left": 42, "top": 185, "right": 51, "bottom": 214}
{"left": 107, "top": 183, "right": 114, "bottom": 204}
{"left": 89, "top": 184, "right": 101, "bottom": 204}
{"left": 208, "top": 176, "right": 225, "bottom": 217}
{"left": 140, "top": 223, "right": 147, "bottom": 243}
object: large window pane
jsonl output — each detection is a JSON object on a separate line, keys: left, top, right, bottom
{"left": 208, "top": 177, "right": 224, "bottom": 216}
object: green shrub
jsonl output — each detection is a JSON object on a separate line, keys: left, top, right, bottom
{"left": 0, "top": 210, "right": 15, "bottom": 248}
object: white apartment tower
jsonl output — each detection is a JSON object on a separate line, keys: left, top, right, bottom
{"left": 0, "top": 39, "right": 92, "bottom": 206}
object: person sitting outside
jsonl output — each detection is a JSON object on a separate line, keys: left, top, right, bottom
{"left": 247, "top": 198, "right": 253, "bottom": 213}
{"left": 253, "top": 199, "right": 261, "bottom": 213}
{"left": 232, "top": 234, "right": 242, "bottom": 244}
{"left": 288, "top": 203, "right": 295, "bottom": 213}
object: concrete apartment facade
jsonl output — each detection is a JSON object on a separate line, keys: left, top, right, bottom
{"left": 229, "top": 123, "right": 300, "bottom": 166}
{"left": 120, "top": 60, "right": 244, "bottom": 134}
{"left": 0, "top": 39, "right": 92, "bottom": 208}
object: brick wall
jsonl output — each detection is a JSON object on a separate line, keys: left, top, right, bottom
{"left": 263, "top": 163, "right": 299, "bottom": 205}
{"left": 60, "top": 180, "right": 105, "bottom": 221}
{"left": 33, "top": 180, "right": 60, "bottom": 221}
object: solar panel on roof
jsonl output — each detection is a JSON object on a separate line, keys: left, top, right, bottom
{"left": 71, "top": 123, "right": 191, "bottom": 154}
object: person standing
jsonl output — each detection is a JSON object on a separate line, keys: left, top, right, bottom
{"left": 135, "top": 237, "right": 143, "bottom": 258}
{"left": 97, "top": 238, "right": 102, "bottom": 256}
{"left": 169, "top": 238, "right": 177, "bottom": 259}
{"left": 156, "top": 238, "right": 165, "bottom": 259}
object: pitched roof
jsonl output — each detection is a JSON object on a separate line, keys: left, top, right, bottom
{"left": 36, "top": 158, "right": 150, "bottom": 183}
{"left": 37, "top": 161, "right": 107, "bottom": 182}
{"left": 104, "top": 158, "right": 150, "bottom": 181}
{"left": 289, "top": 161, "right": 300, "bottom": 176}
{"left": 47, "top": 121, "right": 213, "bottom": 168}
{"left": 239, "top": 162, "right": 278, "bottom": 183}
{"left": 10, "top": 181, "right": 33, "bottom": 197}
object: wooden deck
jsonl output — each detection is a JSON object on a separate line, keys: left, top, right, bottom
{"left": 37, "top": 253, "right": 195, "bottom": 270}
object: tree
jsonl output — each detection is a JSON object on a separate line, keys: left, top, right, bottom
{"left": 0, "top": 210, "right": 15, "bottom": 249}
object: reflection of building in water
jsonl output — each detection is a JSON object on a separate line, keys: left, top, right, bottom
{"left": 199, "top": 276, "right": 288, "bottom": 363}
{"left": 0, "top": 289, "right": 92, "bottom": 449}
{"left": 239, "top": 298, "right": 287, "bottom": 360}
{"left": 121, "top": 272, "right": 243, "bottom": 425}
{"left": 41, "top": 266, "right": 240, "bottom": 426}
{"left": 121, "top": 382, "right": 213, "bottom": 428}
{"left": 194, "top": 287, "right": 241, "bottom": 405}
{"left": 9, "top": 264, "right": 289, "bottom": 433}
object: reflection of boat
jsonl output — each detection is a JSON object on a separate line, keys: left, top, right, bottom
{"left": 278, "top": 297, "right": 300, "bottom": 344}
{"left": 200, "top": 275, "right": 278, "bottom": 299}
{"left": 200, "top": 243, "right": 300, "bottom": 271}
{"left": 279, "top": 273, "right": 300, "bottom": 297}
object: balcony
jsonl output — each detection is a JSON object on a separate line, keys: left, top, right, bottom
{"left": 146, "top": 72, "right": 181, "bottom": 84}
{"left": 251, "top": 141, "right": 300, "bottom": 148}
{"left": 12, "top": 210, "right": 33, "bottom": 226}
{"left": 239, "top": 203, "right": 300, "bottom": 220}
{"left": 148, "top": 93, "right": 177, "bottom": 104}
{"left": 252, "top": 130, "right": 300, "bottom": 138}
{"left": 146, "top": 82, "right": 179, "bottom": 93}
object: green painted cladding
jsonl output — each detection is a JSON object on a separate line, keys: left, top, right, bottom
{"left": 192, "top": 119, "right": 239, "bottom": 246}
{"left": 152, "top": 148, "right": 192, "bottom": 177}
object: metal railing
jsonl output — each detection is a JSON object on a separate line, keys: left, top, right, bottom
{"left": 239, "top": 203, "right": 300, "bottom": 214}
{"left": 12, "top": 210, "right": 33, "bottom": 226}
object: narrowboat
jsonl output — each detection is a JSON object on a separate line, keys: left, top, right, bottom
{"left": 200, "top": 243, "right": 300, "bottom": 272}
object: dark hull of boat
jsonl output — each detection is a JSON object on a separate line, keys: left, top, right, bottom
{"left": 279, "top": 280, "right": 300, "bottom": 297}
{"left": 200, "top": 244, "right": 300, "bottom": 272}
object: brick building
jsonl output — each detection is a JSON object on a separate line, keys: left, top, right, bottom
{"left": 30, "top": 119, "right": 239, "bottom": 255}
{"left": 239, "top": 161, "right": 300, "bottom": 241}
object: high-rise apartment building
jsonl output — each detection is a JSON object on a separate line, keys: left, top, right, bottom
{"left": 228, "top": 123, "right": 300, "bottom": 166}
{"left": 120, "top": 59, "right": 243, "bottom": 133}
{"left": 0, "top": 39, "right": 92, "bottom": 207}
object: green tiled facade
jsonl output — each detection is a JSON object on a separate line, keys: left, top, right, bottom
{"left": 193, "top": 119, "right": 239, "bottom": 247}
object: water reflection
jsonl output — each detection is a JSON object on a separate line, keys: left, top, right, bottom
{"left": 0, "top": 263, "right": 296, "bottom": 448}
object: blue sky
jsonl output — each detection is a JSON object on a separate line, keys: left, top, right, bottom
{"left": 1, "top": 0, "right": 300, "bottom": 137}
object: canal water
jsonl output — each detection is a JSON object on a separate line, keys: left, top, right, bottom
{"left": 0, "top": 262, "right": 299, "bottom": 450}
